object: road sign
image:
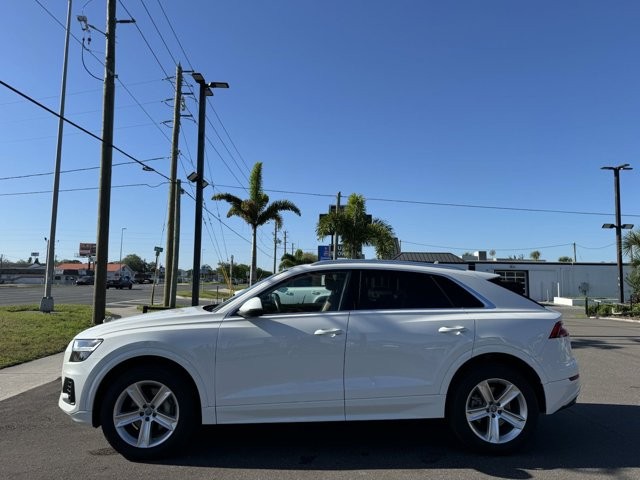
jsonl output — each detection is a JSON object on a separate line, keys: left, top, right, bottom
{"left": 318, "top": 245, "right": 331, "bottom": 261}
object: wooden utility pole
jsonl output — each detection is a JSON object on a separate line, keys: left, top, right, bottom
{"left": 164, "top": 64, "right": 183, "bottom": 307}
{"left": 168, "top": 180, "right": 182, "bottom": 308}
{"left": 92, "top": 0, "right": 117, "bottom": 325}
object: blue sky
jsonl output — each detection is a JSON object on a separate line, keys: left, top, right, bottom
{"left": 1, "top": 0, "right": 640, "bottom": 271}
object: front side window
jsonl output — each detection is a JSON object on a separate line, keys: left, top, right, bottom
{"left": 356, "top": 270, "right": 484, "bottom": 310}
{"left": 258, "top": 271, "right": 350, "bottom": 314}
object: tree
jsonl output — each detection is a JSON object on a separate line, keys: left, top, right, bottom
{"left": 558, "top": 256, "right": 574, "bottom": 263}
{"left": 213, "top": 162, "right": 301, "bottom": 285}
{"left": 279, "top": 249, "right": 317, "bottom": 270}
{"left": 623, "top": 229, "right": 640, "bottom": 301}
{"left": 121, "top": 254, "right": 148, "bottom": 273}
{"left": 530, "top": 250, "right": 541, "bottom": 261}
{"left": 316, "top": 193, "right": 396, "bottom": 259}
{"left": 58, "top": 259, "right": 82, "bottom": 265}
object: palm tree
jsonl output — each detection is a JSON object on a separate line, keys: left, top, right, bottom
{"left": 279, "top": 249, "right": 317, "bottom": 270}
{"left": 623, "top": 230, "right": 640, "bottom": 301}
{"left": 212, "top": 162, "right": 301, "bottom": 285}
{"left": 530, "top": 250, "right": 542, "bottom": 261}
{"left": 623, "top": 229, "right": 640, "bottom": 262}
{"left": 316, "top": 193, "right": 396, "bottom": 259}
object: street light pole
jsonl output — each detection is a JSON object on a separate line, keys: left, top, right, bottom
{"left": 190, "top": 72, "right": 228, "bottom": 306}
{"left": 601, "top": 164, "right": 634, "bottom": 303}
{"left": 119, "top": 227, "right": 126, "bottom": 277}
{"left": 40, "top": 0, "right": 72, "bottom": 313}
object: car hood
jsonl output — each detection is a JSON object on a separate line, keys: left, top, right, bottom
{"left": 75, "top": 306, "right": 220, "bottom": 339}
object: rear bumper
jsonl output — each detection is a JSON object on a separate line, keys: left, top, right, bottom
{"left": 544, "top": 374, "right": 581, "bottom": 415}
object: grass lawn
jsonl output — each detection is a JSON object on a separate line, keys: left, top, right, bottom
{"left": 0, "top": 304, "right": 94, "bottom": 369}
{"left": 176, "top": 289, "right": 233, "bottom": 301}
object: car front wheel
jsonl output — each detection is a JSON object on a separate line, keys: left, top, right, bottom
{"left": 99, "top": 365, "right": 198, "bottom": 460}
{"left": 448, "top": 365, "right": 539, "bottom": 454}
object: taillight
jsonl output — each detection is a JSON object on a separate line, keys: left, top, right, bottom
{"left": 549, "top": 321, "right": 569, "bottom": 339}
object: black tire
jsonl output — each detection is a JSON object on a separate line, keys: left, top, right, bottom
{"left": 448, "top": 364, "right": 539, "bottom": 455}
{"left": 99, "top": 364, "right": 198, "bottom": 461}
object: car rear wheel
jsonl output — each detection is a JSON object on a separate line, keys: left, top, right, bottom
{"left": 448, "top": 365, "right": 539, "bottom": 454}
{"left": 99, "top": 365, "right": 198, "bottom": 460}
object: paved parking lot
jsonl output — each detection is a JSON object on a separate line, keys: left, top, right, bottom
{"left": 0, "top": 306, "right": 638, "bottom": 480}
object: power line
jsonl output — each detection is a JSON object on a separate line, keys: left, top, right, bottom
{"left": 39, "top": 0, "right": 170, "bottom": 151}
{"left": 145, "top": 0, "right": 252, "bottom": 185}
{"left": 0, "top": 80, "right": 169, "bottom": 180}
{"left": 205, "top": 114, "right": 249, "bottom": 182}
{"left": 155, "top": 0, "right": 194, "bottom": 70}
{"left": 138, "top": 0, "right": 178, "bottom": 66}
{"left": 0, "top": 157, "right": 167, "bottom": 182}
{"left": 205, "top": 135, "right": 247, "bottom": 189}
{"left": 208, "top": 105, "right": 252, "bottom": 174}
{"left": 0, "top": 181, "right": 169, "bottom": 197}
{"left": 118, "top": 1, "right": 170, "bottom": 79}
{"left": 212, "top": 184, "right": 640, "bottom": 218}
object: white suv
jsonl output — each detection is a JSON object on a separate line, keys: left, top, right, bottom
{"left": 59, "top": 260, "right": 580, "bottom": 459}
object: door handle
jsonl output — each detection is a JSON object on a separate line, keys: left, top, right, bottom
{"left": 438, "top": 326, "right": 468, "bottom": 335}
{"left": 314, "top": 328, "right": 343, "bottom": 337}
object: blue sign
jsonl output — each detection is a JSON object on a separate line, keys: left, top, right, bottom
{"left": 318, "top": 245, "right": 331, "bottom": 261}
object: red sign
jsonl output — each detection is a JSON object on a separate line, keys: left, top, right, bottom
{"left": 79, "top": 243, "right": 96, "bottom": 257}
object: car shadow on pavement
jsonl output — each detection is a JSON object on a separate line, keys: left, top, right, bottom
{"left": 149, "top": 403, "right": 640, "bottom": 477}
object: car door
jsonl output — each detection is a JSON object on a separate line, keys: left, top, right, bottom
{"left": 215, "top": 270, "right": 350, "bottom": 423}
{"left": 344, "top": 269, "right": 480, "bottom": 420}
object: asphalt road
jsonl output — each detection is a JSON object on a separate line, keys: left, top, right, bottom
{"left": 1, "top": 307, "right": 638, "bottom": 480}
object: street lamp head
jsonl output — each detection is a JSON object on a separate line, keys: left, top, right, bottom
{"left": 622, "top": 224, "right": 634, "bottom": 229}
{"left": 191, "top": 72, "right": 205, "bottom": 84}
{"left": 602, "top": 223, "right": 615, "bottom": 229}
{"left": 207, "top": 82, "right": 229, "bottom": 89}
{"left": 601, "top": 163, "right": 632, "bottom": 171}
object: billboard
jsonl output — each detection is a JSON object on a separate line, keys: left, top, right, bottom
{"left": 79, "top": 243, "right": 96, "bottom": 257}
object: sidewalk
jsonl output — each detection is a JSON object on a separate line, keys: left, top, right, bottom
{"left": 0, "top": 305, "right": 141, "bottom": 402}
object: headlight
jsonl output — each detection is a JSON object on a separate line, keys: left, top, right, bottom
{"left": 70, "top": 339, "right": 103, "bottom": 362}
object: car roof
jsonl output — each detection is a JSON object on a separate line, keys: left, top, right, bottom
{"left": 289, "top": 259, "right": 499, "bottom": 280}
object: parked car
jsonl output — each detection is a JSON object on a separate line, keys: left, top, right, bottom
{"left": 59, "top": 260, "right": 580, "bottom": 460}
{"left": 106, "top": 277, "right": 133, "bottom": 289}
{"left": 75, "top": 276, "right": 94, "bottom": 286}
{"left": 134, "top": 273, "right": 153, "bottom": 284}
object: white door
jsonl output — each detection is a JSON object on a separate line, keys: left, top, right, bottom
{"left": 344, "top": 310, "right": 474, "bottom": 420}
{"left": 215, "top": 270, "right": 351, "bottom": 424}
{"left": 343, "top": 269, "right": 479, "bottom": 420}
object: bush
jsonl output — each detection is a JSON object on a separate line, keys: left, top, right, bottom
{"left": 587, "top": 302, "right": 640, "bottom": 318}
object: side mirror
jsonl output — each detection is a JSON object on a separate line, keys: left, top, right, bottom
{"left": 237, "top": 297, "right": 264, "bottom": 318}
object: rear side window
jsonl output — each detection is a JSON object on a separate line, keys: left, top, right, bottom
{"left": 356, "top": 270, "right": 484, "bottom": 310}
